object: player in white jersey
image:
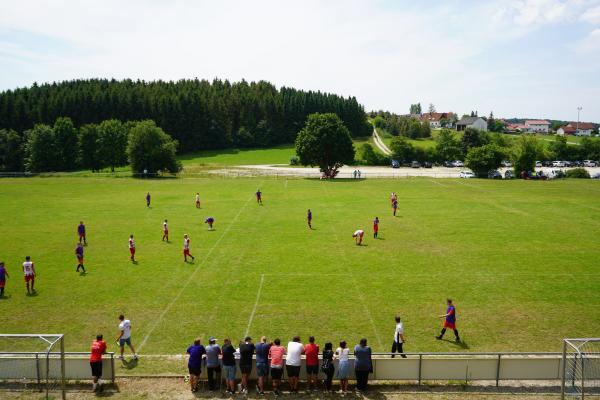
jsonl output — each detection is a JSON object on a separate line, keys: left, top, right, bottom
{"left": 183, "top": 234, "right": 195, "bottom": 262}
{"left": 162, "top": 219, "right": 169, "bottom": 242}
{"left": 128, "top": 235, "right": 136, "bottom": 262}
{"left": 352, "top": 229, "right": 365, "bottom": 245}
{"left": 195, "top": 193, "right": 201, "bottom": 209}
{"left": 22, "top": 256, "right": 36, "bottom": 294}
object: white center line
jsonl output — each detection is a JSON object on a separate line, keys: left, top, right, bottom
{"left": 244, "top": 274, "right": 265, "bottom": 338}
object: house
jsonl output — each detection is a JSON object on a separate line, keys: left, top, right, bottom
{"left": 455, "top": 116, "right": 487, "bottom": 132}
{"left": 421, "top": 112, "right": 456, "bottom": 128}
{"left": 524, "top": 120, "right": 550, "bottom": 133}
{"left": 557, "top": 122, "right": 594, "bottom": 136}
{"left": 505, "top": 123, "right": 528, "bottom": 133}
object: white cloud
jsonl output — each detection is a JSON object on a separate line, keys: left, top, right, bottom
{"left": 580, "top": 5, "right": 600, "bottom": 23}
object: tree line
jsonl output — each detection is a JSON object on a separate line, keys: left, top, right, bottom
{"left": 0, "top": 79, "right": 372, "bottom": 153}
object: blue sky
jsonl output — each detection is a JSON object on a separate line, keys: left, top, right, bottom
{"left": 1, "top": 0, "right": 599, "bottom": 121}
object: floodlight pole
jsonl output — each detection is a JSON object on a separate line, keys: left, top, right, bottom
{"left": 577, "top": 107, "right": 582, "bottom": 132}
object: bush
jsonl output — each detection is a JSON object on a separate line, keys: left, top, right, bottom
{"left": 565, "top": 168, "right": 590, "bottom": 179}
{"left": 289, "top": 156, "right": 299, "bottom": 166}
{"left": 465, "top": 144, "right": 505, "bottom": 178}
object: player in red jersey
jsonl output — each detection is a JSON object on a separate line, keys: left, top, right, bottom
{"left": 373, "top": 217, "right": 379, "bottom": 238}
{"left": 162, "top": 219, "right": 169, "bottom": 242}
{"left": 128, "top": 235, "right": 136, "bottom": 262}
{"left": 183, "top": 234, "right": 195, "bottom": 262}
{"left": 90, "top": 334, "right": 107, "bottom": 392}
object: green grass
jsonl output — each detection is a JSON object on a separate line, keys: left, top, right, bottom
{"left": 1, "top": 177, "right": 599, "bottom": 375}
{"left": 179, "top": 145, "right": 296, "bottom": 167}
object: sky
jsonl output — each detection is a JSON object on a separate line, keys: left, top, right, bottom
{"left": 1, "top": 0, "right": 599, "bottom": 122}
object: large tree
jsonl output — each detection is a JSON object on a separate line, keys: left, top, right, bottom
{"left": 435, "top": 129, "right": 462, "bottom": 162}
{"left": 513, "top": 135, "right": 543, "bottom": 175}
{"left": 53, "top": 117, "right": 79, "bottom": 171}
{"left": 24, "top": 124, "right": 58, "bottom": 172}
{"left": 389, "top": 135, "right": 415, "bottom": 164}
{"left": 295, "top": 113, "right": 355, "bottom": 178}
{"left": 461, "top": 127, "right": 489, "bottom": 156}
{"left": 79, "top": 124, "right": 102, "bottom": 172}
{"left": 465, "top": 144, "right": 505, "bottom": 177}
{"left": 0, "top": 129, "right": 24, "bottom": 171}
{"left": 127, "top": 120, "right": 182, "bottom": 174}
{"left": 98, "top": 119, "right": 128, "bottom": 172}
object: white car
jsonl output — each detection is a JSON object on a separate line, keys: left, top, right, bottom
{"left": 535, "top": 161, "right": 542, "bottom": 167}
{"left": 584, "top": 160, "right": 598, "bottom": 167}
{"left": 459, "top": 171, "right": 475, "bottom": 179}
{"left": 453, "top": 160, "right": 464, "bottom": 167}
{"left": 501, "top": 161, "right": 512, "bottom": 168}
{"left": 552, "top": 161, "right": 565, "bottom": 167}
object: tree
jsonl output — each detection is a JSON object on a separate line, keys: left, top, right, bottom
{"left": 24, "top": 124, "right": 58, "bottom": 172}
{"left": 127, "top": 120, "right": 182, "bottom": 174}
{"left": 465, "top": 144, "right": 505, "bottom": 177}
{"left": 580, "top": 137, "right": 600, "bottom": 161}
{"left": 389, "top": 135, "right": 415, "bottom": 164}
{"left": 358, "top": 143, "right": 387, "bottom": 165}
{"left": 461, "top": 127, "right": 489, "bottom": 156}
{"left": 435, "top": 129, "right": 462, "bottom": 162}
{"left": 53, "top": 117, "right": 79, "bottom": 170}
{"left": 513, "top": 135, "right": 543, "bottom": 176}
{"left": 548, "top": 136, "right": 569, "bottom": 160}
{"left": 79, "top": 124, "right": 102, "bottom": 172}
{"left": 428, "top": 103, "right": 436, "bottom": 114}
{"left": 0, "top": 129, "right": 24, "bottom": 171}
{"left": 295, "top": 113, "right": 355, "bottom": 178}
{"left": 409, "top": 103, "right": 422, "bottom": 115}
{"left": 98, "top": 119, "right": 128, "bottom": 172}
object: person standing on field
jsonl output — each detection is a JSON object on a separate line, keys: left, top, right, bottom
{"left": 436, "top": 298, "right": 460, "bottom": 342}
{"left": 75, "top": 243, "right": 85, "bottom": 273}
{"left": 146, "top": 192, "right": 151, "bottom": 207}
{"left": 195, "top": 192, "right": 201, "bottom": 208}
{"left": 0, "top": 261, "right": 9, "bottom": 297}
{"left": 238, "top": 336, "right": 255, "bottom": 394}
{"left": 183, "top": 234, "right": 195, "bottom": 262}
{"left": 205, "top": 337, "right": 221, "bottom": 391}
{"left": 162, "top": 219, "right": 169, "bottom": 242}
{"left": 304, "top": 336, "right": 320, "bottom": 392}
{"left": 90, "top": 334, "right": 107, "bottom": 392}
{"left": 128, "top": 235, "right": 136, "bottom": 262}
{"left": 307, "top": 209, "right": 313, "bottom": 229}
{"left": 78, "top": 221, "right": 87, "bottom": 245}
{"left": 256, "top": 189, "right": 263, "bottom": 205}
{"left": 373, "top": 217, "right": 379, "bottom": 239}
{"left": 23, "top": 256, "right": 35, "bottom": 294}
{"left": 255, "top": 336, "right": 271, "bottom": 395}
{"left": 391, "top": 315, "right": 406, "bottom": 358}
{"left": 392, "top": 198, "right": 398, "bottom": 216}
{"left": 116, "top": 314, "right": 138, "bottom": 360}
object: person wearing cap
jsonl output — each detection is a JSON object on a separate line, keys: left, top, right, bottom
{"left": 186, "top": 337, "right": 206, "bottom": 392}
{"left": 238, "top": 336, "right": 255, "bottom": 394}
{"left": 222, "top": 338, "right": 237, "bottom": 394}
{"left": 205, "top": 337, "right": 222, "bottom": 391}
{"left": 255, "top": 336, "right": 271, "bottom": 395}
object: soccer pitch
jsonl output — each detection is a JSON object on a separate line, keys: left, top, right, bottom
{"left": 1, "top": 177, "right": 599, "bottom": 359}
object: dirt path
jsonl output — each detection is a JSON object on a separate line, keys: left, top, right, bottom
{"left": 372, "top": 127, "right": 392, "bottom": 155}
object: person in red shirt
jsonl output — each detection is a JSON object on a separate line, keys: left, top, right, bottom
{"left": 90, "top": 334, "right": 107, "bottom": 392}
{"left": 373, "top": 217, "right": 379, "bottom": 239}
{"left": 304, "top": 336, "right": 320, "bottom": 392}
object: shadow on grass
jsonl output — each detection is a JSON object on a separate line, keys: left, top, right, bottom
{"left": 26, "top": 290, "right": 39, "bottom": 297}
{"left": 121, "top": 358, "right": 139, "bottom": 370}
{"left": 439, "top": 338, "right": 470, "bottom": 349}
{"left": 0, "top": 294, "right": 11, "bottom": 300}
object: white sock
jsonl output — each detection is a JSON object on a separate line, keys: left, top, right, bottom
{"left": 98, "top": 379, "right": 103, "bottom": 386}
{"left": 93, "top": 383, "right": 98, "bottom": 389}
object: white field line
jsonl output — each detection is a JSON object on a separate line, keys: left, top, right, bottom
{"left": 429, "top": 179, "right": 448, "bottom": 187}
{"left": 244, "top": 274, "right": 265, "bottom": 338}
{"left": 137, "top": 192, "right": 255, "bottom": 352}
{"left": 372, "top": 127, "right": 392, "bottom": 156}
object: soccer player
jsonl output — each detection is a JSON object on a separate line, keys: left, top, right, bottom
{"left": 195, "top": 192, "right": 201, "bottom": 209}
{"left": 162, "top": 219, "right": 169, "bottom": 242}
{"left": 307, "top": 209, "right": 313, "bottom": 229}
{"left": 373, "top": 217, "right": 379, "bottom": 238}
{"left": 75, "top": 243, "right": 85, "bottom": 273}
{"left": 256, "top": 189, "right": 262, "bottom": 205}
{"left": 391, "top": 315, "right": 406, "bottom": 358}
{"left": 145, "top": 192, "right": 151, "bottom": 207}
{"left": 392, "top": 198, "right": 398, "bottom": 216}
{"left": 78, "top": 221, "right": 87, "bottom": 245}
{"left": 0, "top": 261, "right": 9, "bottom": 297}
{"left": 205, "top": 217, "right": 215, "bottom": 230}
{"left": 23, "top": 256, "right": 35, "bottom": 294}
{"left": 90, "top": 334, "right": 107, "bottom": 392}
{"left": 116, "top": 314, "right": 138, "bottom": 360}
{"left": 436, "top": 298, "right": 460, "bottom": 342}
{"left": 128, "top": 235, "right": 136, "bottom": 262}
{"left": 353, "top": 229, "right": 365, "bottom": 245}
{"left": 183, "top": 234, "right": 195, "bottom": 262}
{"left": 390, "top": 192, "right": 397, "bottom": 205}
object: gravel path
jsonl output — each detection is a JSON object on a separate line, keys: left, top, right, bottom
{"left": 372, "top": 127, "right": 392, "bottom": 155}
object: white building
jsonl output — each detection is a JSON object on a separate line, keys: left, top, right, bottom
{"left": 455, "top": 116, "right": 487, "bottom": 132}
{"left": 524, "top": 120, "right": 550, "bottom": 133}
{"left": 557, "top": 122, "right": 594, "bottom": 136}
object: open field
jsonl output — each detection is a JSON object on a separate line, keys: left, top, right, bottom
{"left": 1, "top": 177, "right": 599, "bottom": 372}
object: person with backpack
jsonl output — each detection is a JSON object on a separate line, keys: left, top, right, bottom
{"left": 321, "top": 342, "right": 335, "bottom": 393}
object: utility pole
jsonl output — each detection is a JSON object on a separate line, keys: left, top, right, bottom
{"left": 577, "top": 106, "right": 582, "bottom": 132}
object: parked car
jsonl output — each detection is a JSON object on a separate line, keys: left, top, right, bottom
{"left": 535, "top": 161, "right": 542, "bottom": 168}
{"left": 501, "top": 161, "right": 512, "bottom": 168}
{"left": 423, "top": 161, "right": 433, "bottom": 168}
{"left": 459, "top": 171, "right": 475, "bottom": 179}
{"left": 444, "top": 161, "right": 454, "bottom": 167}
{"left": 504, "top": 170, "right": 514, "bottom": 179}
{"left": 592, "top": 172, "right": 600, "bottom": 179}
{"left": 391, "top": 159, "right": 400, "bottom": 168}
{"left": 543, "top": 161, "right": 553, "bottom": 167}
{"left": 453, "top": 160, "right": 464, "bottom": 168}
{"left": 488, "top": 170, "right": 502, "bottom": 179}
{"left": 564, "top": 161, "right": 572, "bottom": 167}
{"left": 552, "top": 161, "right": 565, "bottom": 167}
{"left": 411, "top": 161, "right": 421, "bottom": 168}
{"left": 547, "top": 169, "right": 566, "bottom": 179}
{"left": 584, "top": 160, "right": 598, "bottom": 167}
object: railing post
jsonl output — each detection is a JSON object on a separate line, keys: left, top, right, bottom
{"left": 36, "top": 353, "right": 41, "bottom": 392}
{"left": 496, "top": 354, "right": 501, "bottom": 387}
{"left": 60, "top": 336, "right": 66, "bottom": 400}
{"left": 418, "top": 354, "right": 422, "bottom": 385}
{"left": 111, "top": 353, "right": 115, "bottom": 384}
{"left": 561, "top": 341, "right": 567, "bottom": 399}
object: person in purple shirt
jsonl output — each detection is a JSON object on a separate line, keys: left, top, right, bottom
{"left": 436, "top": 298, "right": 460, "bottom": 342}
{"left": 186, "top": 338, "right": 206, "bottom": 393}
{"left": 75, "top": 243, "right": 85, "bottom": 273}
{"left": 307, "top": 209, "right": 313, "bottom": 229}
{"left": 146, "top": 192, "right": 151, "bottom": 207}
{"left": 78, "top": 221, "right": 86, "bottom": 245}
{"left": 0, "top": 261, "right": 9, "bottom": 297}
{"left": 205, "top": 217, "right": 215, "bottom": 231}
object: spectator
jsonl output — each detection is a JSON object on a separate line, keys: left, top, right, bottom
{"left": 354, "top": 338, "right": 372, "bottom": 392}
{"left": 89, "top": 334, "right": 107, "bottom": 392}
{"left": 304, "top": 336, "right": 320, "bottom": 392}
{"left": 116, "top": 314, "right": 137, "bottom": 360}
{"left": 186, "top": 338, "right": 206, "bottom": 393}
{"left": 222, "top": 338, "right": 237, "bottom": 394}
{"left": 268, "top": 338, "right": 286, "bottom": 396}
{"left": 238, "top": 336, "right": 255, "bottom": 394}
{"left": 335, "top": 340, "right": 350, "bottom": 393}
{"left": 391, "top": 315, "right": 406, "bottom": 358}
{"left": 255, "top": 336, "right": 271, "bottom": 395}
{"left": 321, "top": 342, "right": 335, "bottom": 393}
{"left": 205, "top": 337, "right": 221, "bottom": 391}
{"left": 286, "top": 336, "right": 304, "bottom": 393}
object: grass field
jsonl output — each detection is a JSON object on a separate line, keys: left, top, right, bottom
{"left": 1, "top": 177, "right": 599, "bottom": 366}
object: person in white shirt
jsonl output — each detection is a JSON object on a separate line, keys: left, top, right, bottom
{"left": 353, "top": 229, "right": 364, "bottom": 245}
{"left": 116, "top": 314, "right": 138, "bottom": 360}
{"left": 195, "top": 193, "right": 201, "bottom": 209}
{"left": 334, "top": 341, "right": 350, "bottom": 393}
{"left": 128, "top": 235, "right": 136, "bottom": 262}
{"left": 286, "top": 336, "right": 304, "bottom": 393}
{"left": 162, "top": 220, "right": 169, "bottom": 242}
{"left": 391, "top": 315, "right": 406, "bottom": 358}
{"left": 22, "top": 256, "right": 36, "bottom": 294}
